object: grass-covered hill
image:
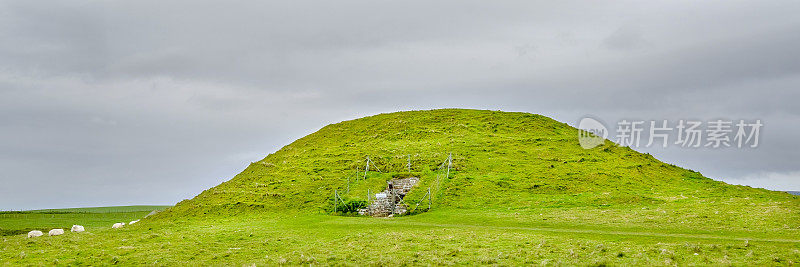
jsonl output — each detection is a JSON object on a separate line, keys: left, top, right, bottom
{"left": 5, "top": 109, "right": 800, "bottom": 265}
{"left": 158, "top": 109, "right": 797, "bottom": 228}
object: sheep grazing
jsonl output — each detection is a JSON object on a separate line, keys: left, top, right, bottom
{"left": 71, "top": 225, "right": 85, "bottom": 232}
{"left": 112, "top": 222, "right": 125, "bottom": 229}
{"left": 27, "top": 230, "right": 43, "bottom": 238}
{"left": 48, "top": 229, "right": 65, "bottom": 236}
{"left": 129, "top": 220, "right": 139, "bottom": 225}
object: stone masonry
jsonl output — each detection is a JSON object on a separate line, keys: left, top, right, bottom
{"left": 359, "top": 177, "right": 419, "bottom": 217}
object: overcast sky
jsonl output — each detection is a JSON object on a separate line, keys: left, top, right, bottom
{"left": 2, "top": 1, "right": 799, "bottom": 210}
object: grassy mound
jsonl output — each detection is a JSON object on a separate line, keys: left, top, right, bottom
{"left": 4, "top": 109, "right": 799, "bottom": 265}
{"left": 157, "top": 109, "right": 796, "bottom": 224}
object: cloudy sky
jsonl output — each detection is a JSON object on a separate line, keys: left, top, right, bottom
{"left": 2, "top": 1, "right": 799, "bottom": 210}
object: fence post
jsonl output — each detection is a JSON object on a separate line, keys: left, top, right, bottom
{"left": 364, "top": 157, "right": 370, "bottom": 180}
{"left": 407, "top": 155, "right": 411, "bottom": 173}
{"left": 428, "top": 187, "right": 431, "bottom": 210}
{"left": 446, "top": 153, "right": 452, "bottom": 179}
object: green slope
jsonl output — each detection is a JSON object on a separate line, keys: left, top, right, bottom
{"left": 157, "top": 109, "right": 797, "bottom": 226}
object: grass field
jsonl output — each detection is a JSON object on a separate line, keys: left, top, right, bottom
{"left": 24, "top": 206, "right": 172, "bottom": 214}
{"left": 1, "top": 207, "right": 799, "bottom": 265}
{"left": 0, "top": 206, "right": 170, "bottom": 237}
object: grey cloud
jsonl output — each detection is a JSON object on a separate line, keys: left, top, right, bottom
{"left": 604, "top": 24, "right": 650, "bottom": 51}
{"left": 1, "top": 1, "right": 799, "bottom": 209}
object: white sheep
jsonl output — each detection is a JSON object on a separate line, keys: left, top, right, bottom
{"left": 71, "top": 225, "right": 85, "bottom": 232}
{"left": 112, "top": 222, "right": 125, "bottom": 229}
{"left": 27, "top": 230, "right": 43, "bottom": 238}
{"left": 129, "top": 220, "right": 139, "bottom": 225}
{"left": 48, "top": 229, "right": 64, "bottom": 236}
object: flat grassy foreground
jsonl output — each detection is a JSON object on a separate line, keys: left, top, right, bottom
{"left": 2, "top": 208, "right": 799, "bottom": 265}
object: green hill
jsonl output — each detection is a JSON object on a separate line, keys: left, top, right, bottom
{"left": 158, "top": 109, "right": 796, "bottom": 227}
{"left": 5, "top": 109, "right": 799, "bottom": 265}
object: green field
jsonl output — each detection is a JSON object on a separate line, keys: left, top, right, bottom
{"left": 0, "top": 206, "right": 170, "bottom": 237}
{"left": 25, "top": 205, "right": 172, "bottom": 214}
{"left": 2, "top": 208, "right": 799, "bottom": 265}
{"left": 2, "top": 109, "right": 799, "bottom": 265}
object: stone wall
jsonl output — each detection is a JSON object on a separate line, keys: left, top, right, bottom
{"left": 361, "top": 177, "right": 419, "bottom": 217}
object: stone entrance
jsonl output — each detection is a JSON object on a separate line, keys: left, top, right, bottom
{"left": 359, "top": 177, "right": 419, "bottom": 217}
